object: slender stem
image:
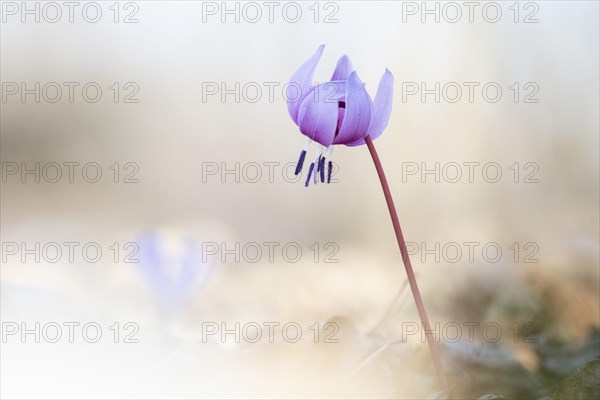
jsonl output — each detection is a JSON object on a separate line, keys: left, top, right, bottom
{"left": 365, "top": 135, "right": 448, "bottom": 390}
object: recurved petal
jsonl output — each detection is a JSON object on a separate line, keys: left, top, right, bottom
{"left": 333, "top": 72, "right": 373, "bottom": 145}
{"left": 297, "top": 81, "right": 346, "bottom": 147}
{"left": 368, "top": 69, "right": 394, "bottom": 140}
{"left": 347, "top": 69, "right": 394, "bottom": 147}
{"left": 330, "top": 55, "right": 354, "bottom": 81}
{"left": 287, "top": 45, "right": 325, "bottom": 125}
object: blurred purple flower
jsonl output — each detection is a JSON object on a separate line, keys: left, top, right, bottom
{"left": 137, "top": 232, "right": 215, "bottom": 315}
{"left": 287, "top": 44, "right": 394, "bottom": 186}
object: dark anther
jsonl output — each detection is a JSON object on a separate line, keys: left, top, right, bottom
{"left": 319, "top": 157, "right": 325, "bottom": 183}
{"left": 294, "top": 149, "right": 307, "bottom": 175}
{"left": 305, "top": 162, "right": 315, "bottom": 187}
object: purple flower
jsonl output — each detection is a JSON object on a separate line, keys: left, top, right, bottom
{"left": 287, "top": 45, "right": 394, "bottom": 186}
{"left": 285, "top": 47, "right": 448, "bottom": 390}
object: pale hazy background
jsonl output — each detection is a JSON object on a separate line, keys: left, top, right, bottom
{"left": 1, "top": 1, "right": 599, "bottom": 398}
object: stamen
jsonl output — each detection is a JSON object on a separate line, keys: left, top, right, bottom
{"left": 324, "top": 146, "right": 334, "bottom": 184}
{"left": 325, "top": 146, "right": 334, "bottom": 159}
{"left": 294, "top": 150, "right": 307, "bottom": 175}
{"left": 319, "top": 157, "right": 325, "bottom": 183}
{"left": 304, "top": 137, "right": 313, "bottom": 149}
{"left": 311, "top": 145, "right": 324, "bottom": 185}
{"left": 305, "top": 162, "right": 315, "bottom": 187}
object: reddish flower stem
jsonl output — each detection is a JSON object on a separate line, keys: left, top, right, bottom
{"left": 365, "top": 135, "right": 448, "bottom": 390}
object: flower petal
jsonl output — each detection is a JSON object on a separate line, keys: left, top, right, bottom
{"left": 333, "top": 72, "right": 373, "bottom": 145}
{"left": 368, "top": 69, "right": 394, "bottom": 140}
{"left": 336, "top": 107, "right": 345, "bottom": 133}
{"left": 287, "top": 45, "right": 325, "bottom": 125}
{"left": 297, "top": 81, "right": 346, "bottom": 147}
{"left": 347, "top": 69, "right": 394, "bottom": 146}
{"left": 330, "top": 55, "right": 354, "bottom": 81}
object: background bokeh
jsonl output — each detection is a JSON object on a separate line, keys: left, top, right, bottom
{"left": 1, "top": 1, "right": 599, "bottom": 398}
